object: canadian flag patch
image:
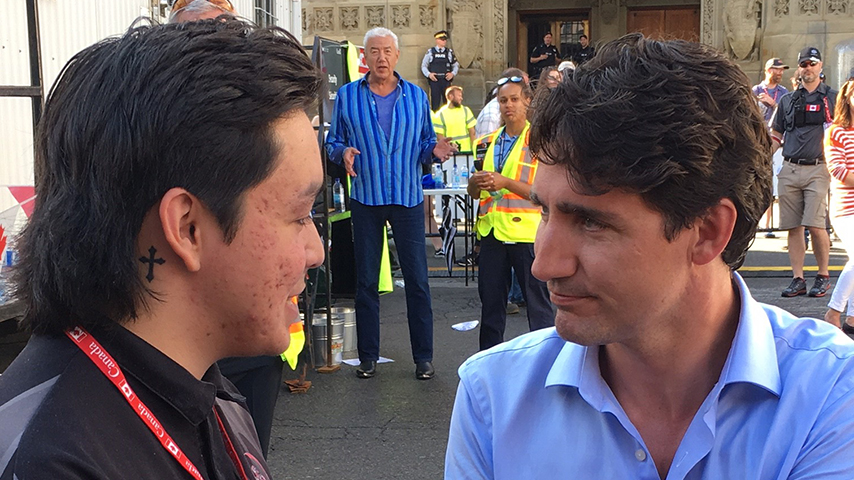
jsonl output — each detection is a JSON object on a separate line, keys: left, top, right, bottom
{"left": 806, "top": 104, "right": 821, "bottom": 112}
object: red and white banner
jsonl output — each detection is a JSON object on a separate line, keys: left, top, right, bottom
{"left": 1, "top": 185, "right": 35, "bottom": 270}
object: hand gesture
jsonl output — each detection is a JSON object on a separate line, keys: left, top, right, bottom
{"left": 343, "top": 147, "right": 360, "bottom": 177}
{"left": 470, "top": 171, "right": 503, "bottom": 192}
{"left": 433, "top": 137, "right": 458, "bottom": 162}
{"left": 429, "top": 73, "right": 438, "bottom": 82}
{"left": 445, "top": 72, "right": 454, "bottom": 81}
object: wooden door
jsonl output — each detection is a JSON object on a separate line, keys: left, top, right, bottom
{"left": 626, "top": 7, "right": 699, "bottom": 41}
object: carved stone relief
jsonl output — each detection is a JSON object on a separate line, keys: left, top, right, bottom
{"left": 302, "top": 8, "right": 310, "bottom": 33}
{"left": 701, "top": 0, "right": 715, "bottom": 45}
{"left": 420, "top": 5, "right": 436, "bottom": 28}
{"left": 723, "top": 0, "right": 762, "bottom": 60}
{"left": 494, "top": 0, "right": 505, "bottom": 64}
{"left": 341, "top": 7, "right": 359, "bottom": 31}
{"left": 798, "top": 0, "right": 820, "bottom": 14}
{"left": 392, "top": 5, "right": 411, "bottom": 29}
{"left": 774, "top": 0, "right": 790, "bottom": 16}
{"left": 448, "top": 0, "right": 484, "bottom": 69}
{"left": 827, "top": 0, "right": 849, "bottom": 13}
{"left": 314, "top": 7, "right": 333, "bottom": 31}
{"left": 600, "top": 0, "right": 618, "bottom": 24}
{"left": 366, "top": 6, "right": 386, "bottom": 28}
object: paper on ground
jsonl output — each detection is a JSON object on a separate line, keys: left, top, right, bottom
{"left": 452, "top": 320, "right": 479, "bottom": 331}
{"left": 342, "top": 356, "right": 395, "bottom": 367}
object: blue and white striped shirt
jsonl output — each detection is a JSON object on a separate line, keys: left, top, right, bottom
{"left": 325, "top": 72, "right": 437, "bottom": 207}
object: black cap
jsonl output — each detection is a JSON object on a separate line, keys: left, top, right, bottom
{"left": 434, "top": 31, "right": 448, "bottom": 40}
{"left": 797, "top": 47, "right": 821, "bottom": 64}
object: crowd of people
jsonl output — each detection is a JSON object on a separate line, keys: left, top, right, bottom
{"left": 4, "top": 0, "right": 854, "bottom": 477}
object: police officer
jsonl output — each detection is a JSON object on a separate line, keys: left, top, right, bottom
{"left": 422, "top": 30, "right": 460, "bottom": 112}
{"left": 467, "top": 76, "right": 554, "bottom": 351}
{"left": 770, "top": 46, "right": 838, "bottom": 299}
{"left": 572, "top": 34, "right": 595, "bottom": 65}
{"left": 529, "top": 32, "right": 560, "bottom": 80}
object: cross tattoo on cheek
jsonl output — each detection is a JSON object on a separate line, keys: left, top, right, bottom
{"left": 139, "top": 246, "right": 165, "bottom": 283}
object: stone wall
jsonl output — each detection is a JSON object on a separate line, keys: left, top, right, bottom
{"left": 301, "top": 0, "right": 507, "bottom": 109}
{"left": 705, "top": 0, "right": 852, "bottom": 86}
{"left": 301, "top": 0, "right": 852, "bottom": 107}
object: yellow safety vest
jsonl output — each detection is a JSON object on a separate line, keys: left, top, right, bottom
{"left": 476, "top": 123, "right": 541, "bottom": 243}
{"left": 432, "top": 105, "right": 476, "bottom": 153}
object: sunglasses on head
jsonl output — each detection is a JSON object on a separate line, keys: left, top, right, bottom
{"left": 799, "top": 60, "right": 818, "bottom": 68}
{"left": 497, "top": 76, "right": 524, "bottom": 86}
{"left": 171, "top": 0, "right": 236, "bottom": 13}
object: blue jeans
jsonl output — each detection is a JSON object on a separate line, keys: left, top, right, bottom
{"left": 351, "top": 200, "right": 433, "bottom": 363}
{"left": 508, "top": 269, "right": 524, "bottom": 304}
{"left": 478, "top": 233, "right": 555, "bottom": 350}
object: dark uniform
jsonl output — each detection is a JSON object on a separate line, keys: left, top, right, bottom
{"left": 423, "top": 45, "right": 459, "bottom": 111}
{"left": 529, "top": 43, "right": 559, "bottom": 79}
{"left": 573, "top": 45, "right": 595, "bottom": 65}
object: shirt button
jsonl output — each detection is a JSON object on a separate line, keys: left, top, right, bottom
{"left": 635, "top": 449, "right": 647, "bottom": 462}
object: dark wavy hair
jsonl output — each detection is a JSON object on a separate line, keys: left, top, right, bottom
{"left": 12, "top": 19, "right": 321, "bottom": 335}
{"left": 530, "top": 34, "right": 772, "bottom": 269}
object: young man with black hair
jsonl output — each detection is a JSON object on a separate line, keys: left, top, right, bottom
{"left": 0, "top": 20, "right": 324, "bottom": 479}
{"left": 446, "top": 34, "right": 854, "bottom": 479}
{"left": 571, "top": 34, "right": 595, "bottom": 65}
{"left": 770, "top": 47, "right": 838, "bottom": 299}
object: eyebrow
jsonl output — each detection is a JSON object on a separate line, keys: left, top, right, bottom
{"left": 530, "top": 191, "right": 621, "bottom": 225}
{"left": 299, "top": 181, "right": 325, "bottom": 200}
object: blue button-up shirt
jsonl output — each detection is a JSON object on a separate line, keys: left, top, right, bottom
{"left": 325, "top": 73, "right": 436, "bottom": 207}
{"left": 445, "top": 272, "right": 854, "bottom": 479}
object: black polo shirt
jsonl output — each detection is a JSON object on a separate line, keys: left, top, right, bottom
{"left": 573, "top": 46, "right": 595, "bottom": 65}
{"left": 0, "top": 324, "right": 270, "bottom": 479}
{"left": 771, "top": 82, "right": 837, "bottom": 160}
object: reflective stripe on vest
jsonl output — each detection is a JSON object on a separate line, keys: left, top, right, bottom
{"left": 476, "top": 122, "right": 541, "bottom": 243}
{"left": 433, "top": 106, "right": 473, "bottom": 152}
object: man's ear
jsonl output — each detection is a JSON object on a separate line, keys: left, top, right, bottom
{"left": 159, "top": 188, "right": 204, "bottom": 273}
{"left": 692, "top": 198, "right": 738, "bottom": 266}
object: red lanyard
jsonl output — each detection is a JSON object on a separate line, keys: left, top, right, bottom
{"left": 65, "top": 326, "right": 248, "bottom": 480}
{"left": 763, "top": 86, "right": 779, "bottom": 102}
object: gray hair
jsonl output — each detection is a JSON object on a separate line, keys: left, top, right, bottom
{"left": 364, "top": 27, "right": 399, "bottom": 50}
{"left": 169, "top": 0, "right": 234, "bottom": 23}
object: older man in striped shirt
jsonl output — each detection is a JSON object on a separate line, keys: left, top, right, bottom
{"left": 326, "top": 27, "right": 456, "bottom": 380}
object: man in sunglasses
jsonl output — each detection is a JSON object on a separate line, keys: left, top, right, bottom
{"left": 169, "top": 0, "right": 235, "bottom": 22}
{"left": 770, "top": 47, "right": 838, "bottom": 300}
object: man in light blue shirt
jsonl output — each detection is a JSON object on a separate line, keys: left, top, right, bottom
{"left": 445, "top": 34, "right": 854, "bottom": 479}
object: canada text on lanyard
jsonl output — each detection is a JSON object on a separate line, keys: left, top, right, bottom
{"left": 65, "top": 326, "right": 250, "bottom": 480}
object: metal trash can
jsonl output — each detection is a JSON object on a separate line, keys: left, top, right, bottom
{"left": 332, "top": 307, "right": 357, "bottom": 353}
{"left": 310, "top": 312, "right": 344, "bottom": 366}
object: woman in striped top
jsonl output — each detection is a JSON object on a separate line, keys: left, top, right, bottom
{"left": 824, "top": 80, "right": 854, "bottom": 332}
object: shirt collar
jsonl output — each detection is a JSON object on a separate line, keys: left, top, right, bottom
{"left": 93, "top": 324, "right": 223, "bottom": 425}
{"left": 798, "top": 82, "right": 829, "bottom": 95}
{"left": 360, "top": 71, "right": 403, "bottom": 87}
{"left": 544, "top": 271, "right": 781, "bottom": 399}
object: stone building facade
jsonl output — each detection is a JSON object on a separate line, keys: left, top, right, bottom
{"left": 302, "top": 0, "right": 853, "bottom": 110}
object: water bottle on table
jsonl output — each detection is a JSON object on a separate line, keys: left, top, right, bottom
{"left": 432, "top": 163, "right": 445, "bottom": 189}
{"left": 333, "top": 178, "right": 345, "bottom": 212}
